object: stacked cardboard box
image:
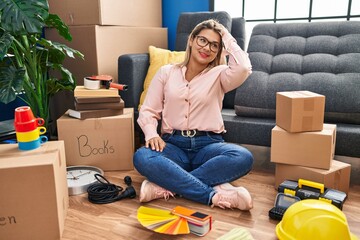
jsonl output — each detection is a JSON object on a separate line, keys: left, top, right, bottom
{"left": 46, "top": 0, "right": 167, "bottom": 134}
{"left": 271, "top": 91, "right": 351, "bottom": 193}
{"left": 46, "top": 0, "right": 167, "bottom": 83}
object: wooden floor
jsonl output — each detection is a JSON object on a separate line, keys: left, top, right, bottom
{"left": 61, "top": 169, "right": 360, "bottom": 240}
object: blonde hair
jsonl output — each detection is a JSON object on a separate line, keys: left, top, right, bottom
{"left": 178, "top": 19, "right": 225, "bottom": 68}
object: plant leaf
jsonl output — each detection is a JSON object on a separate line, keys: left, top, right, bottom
{"left": 0, "top": 28, "right": 14, "bottom": 60}
{"left": 47, "top": 64, "right": 76, "bottom": 96}
{"left": 0, "top": 0, "right": 49, "bottom": 35}
{"left": 0, "top": 65, "right": 25, "bottom": 104}
{"left": 55, "top": 42, "right": 84, "bottom": 60}
{"left": 35, "top": 38, "right": 84, "bottom": 64}
{"left": 45, "top": 14, "right": 72, "bottom": 41}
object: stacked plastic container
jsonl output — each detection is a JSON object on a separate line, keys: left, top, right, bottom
{"left": 14, "top": 106, "right": 48, "bottom": 150}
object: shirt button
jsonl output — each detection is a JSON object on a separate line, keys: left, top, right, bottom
{"left": 185, "top": 115, "right": 188, "bottom": 118}
{"left": 186, "top": 84, "right": 189, "bottom": 87}
{"left": 185, "top": 99, "right": 188, "bottom": 102}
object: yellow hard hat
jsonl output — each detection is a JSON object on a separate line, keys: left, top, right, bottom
{"left": 276, "top": 199, "right": 358, "bottom": 240}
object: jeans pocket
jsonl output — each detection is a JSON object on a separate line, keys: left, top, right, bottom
{"left": 161, "top": 133, "right": 173, "bottom": 141}
{"left": 206, "top": 133, "right": 224, "bottom": 142}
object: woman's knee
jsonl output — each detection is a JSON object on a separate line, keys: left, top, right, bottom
{"left": 133, "top": 147, "right": 152, "bottom": 168}
{"left": 243, "top": 148, "right": 254, "bottom": 169}
{"left": 233, "top": 145, "right": 254, "bottom": 170}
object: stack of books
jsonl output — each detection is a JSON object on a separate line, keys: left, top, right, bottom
{"left": 68, "top": 86, "right": 124, "bottom": 119}
{"left": 137, "top": 206, "right": 212, "bottom": 236}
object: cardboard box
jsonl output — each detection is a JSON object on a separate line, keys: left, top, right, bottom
{"left": 276, "top": 91, "right": 325, "bottom": 132}
{"left": 48, "top": 0, "right": 162, "bottom": 27}
{"left": 57, "top": 108, "right": 134, "bottom": 171}
{"left": 275, "top": 160, "right": 351, "bottom": 194}
{"left": 0, "top": 141, "right": 68, "bottom": 240}
{"left": 45, "top": 25, "right": 167, "bottom": 83}
{"left": 271, "top": 124, "right": 336, "bottom": 169}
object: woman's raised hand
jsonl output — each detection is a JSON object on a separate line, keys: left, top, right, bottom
{"left": 218, "top": 23, "right": 229, "bottom": 37}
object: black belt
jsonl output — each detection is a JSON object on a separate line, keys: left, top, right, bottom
{"left": 172, "top": 130, "right": 221, "bottom": 137}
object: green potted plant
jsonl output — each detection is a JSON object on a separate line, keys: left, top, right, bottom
{"left": 0, "top": 0, "right": 83, "bottom": 129}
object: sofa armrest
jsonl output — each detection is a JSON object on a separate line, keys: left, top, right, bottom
{"left": 118, "top": 53, "right": 149, "bottom": 109}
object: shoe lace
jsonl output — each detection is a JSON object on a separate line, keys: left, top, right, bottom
{"left": 154, "top": 188, "right": 175, "bottom": 201}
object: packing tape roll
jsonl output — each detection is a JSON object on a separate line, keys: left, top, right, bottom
{"left": 84, "top": 77, "right": 100, "bottom": 90}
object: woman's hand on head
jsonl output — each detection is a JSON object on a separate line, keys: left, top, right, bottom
{"left": 218, "top": 23, "right": 229, "bottom": 37}
{"left": 146, "top": 136, "right": 166, "bottom": 152}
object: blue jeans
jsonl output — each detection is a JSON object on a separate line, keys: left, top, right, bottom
{"left": 133, "top": 132, "right": 254, "bottom": 205}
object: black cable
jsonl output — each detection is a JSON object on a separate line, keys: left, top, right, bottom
{"left": 87, "top": 174, "right": 136, "bottom": 204}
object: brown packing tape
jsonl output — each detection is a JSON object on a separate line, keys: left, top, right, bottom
{"left": 290, "top": 90, "right": 316, "bottom": 97}
{"left": 303, "top": 98, "right": 315, "bottom": 111}
{"left": 292, "top": 91, "right": 309, "bottom": 97}
{"left": 299, "top": 91, "right": 315, "bottom": 96}
{"left": 335, "top": 169, "right": 341, "bottom": 190}
{"left": 94, "top": 118, "right": 103, "bottom": 130}
{"left": 57, "top": 150, "right": 62, "bottom": 168}
{"left": 332, "top": 129, "right": 336, "bottom": 159}
{"left": 300, "top": 97, "right": 314, "bottom": 130}
{"left": 302, "top": 116, "right": 314, "bottom": 129}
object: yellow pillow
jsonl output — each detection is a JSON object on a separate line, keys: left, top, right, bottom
{"left": 139, "top": 46, "right": 185, "bottom": 110}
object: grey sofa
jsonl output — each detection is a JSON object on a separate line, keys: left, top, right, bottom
{"left": 118, "top": 14, "right": 360, "bottom": 181}
{"left": 224, "top": 21, "right": 360, "bottom": 158}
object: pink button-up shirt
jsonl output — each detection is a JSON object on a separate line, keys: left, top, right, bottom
{"left": 138, "top": 32, "right": 252, "bottom": 141}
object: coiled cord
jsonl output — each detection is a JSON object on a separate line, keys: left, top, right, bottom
{"left": 87, "top": 174, "right": 136, "bottom": 204}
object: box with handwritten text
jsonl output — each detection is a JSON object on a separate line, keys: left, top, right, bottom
{"left": 0, "top": 141, "right": 68, "bottom": 240}
{"left": 57, "top": 108, "right": 134, "bottom": 171}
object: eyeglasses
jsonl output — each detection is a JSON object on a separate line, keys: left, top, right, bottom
{"left": 195, "top": 36, "right": 220, "bottom": 53}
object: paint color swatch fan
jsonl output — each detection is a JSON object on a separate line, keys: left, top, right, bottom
{"left": 137, "top": 206, "right": 212, "bottom": 236}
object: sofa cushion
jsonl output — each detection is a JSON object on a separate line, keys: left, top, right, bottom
{"left": 138, "top": 46, "right": 185, "bottom": 110}
{"left": 234, "top": 21, "right": 360, "bottom": 124}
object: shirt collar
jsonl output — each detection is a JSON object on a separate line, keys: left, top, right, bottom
{"left": 181, "top": 65, "right": 211, "bottom": 80}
